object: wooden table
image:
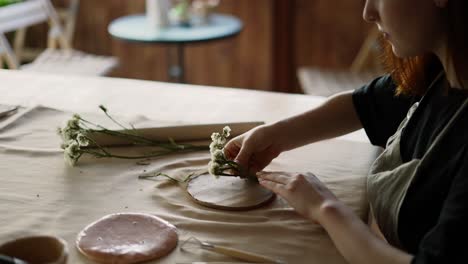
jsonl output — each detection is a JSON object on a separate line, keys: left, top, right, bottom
{"left": 0, "top": 70, "right": 379, "bottom": 263}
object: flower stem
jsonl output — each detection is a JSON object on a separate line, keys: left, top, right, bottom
{"left": 138, "top": 171, "right": 199, "bottom": 183}
{"left": 99, "top": 106, "right": 130, "bottom": 131}
{"left": 88, "top": 128, "right": 207, "bottom": 151}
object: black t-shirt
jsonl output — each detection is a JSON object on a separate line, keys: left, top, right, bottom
{"left": 353, "top": 74, "right": 468, "bottom": 263}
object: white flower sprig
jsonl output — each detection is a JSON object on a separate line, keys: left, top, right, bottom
{"left": 208, "top": 126, "right": 255, "bottom": 181}
{"left": 58, "top": 105, "right": 208, "bottom": 166}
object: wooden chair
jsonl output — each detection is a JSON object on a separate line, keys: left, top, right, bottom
{"left": 0, "top": 0, "right": 117, "bottom": 76}
{"left": 298, "top": 27, "right": 384, "bottom": 97}
{"left": 13, "top": 0, "right": 79, "bottom": 62}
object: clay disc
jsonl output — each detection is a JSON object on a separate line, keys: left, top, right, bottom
{"left": 186, "top": 174, "right": 275, "bottom": 211}
{"left": 76, "top": 213, "right": 178, "bottom": 264}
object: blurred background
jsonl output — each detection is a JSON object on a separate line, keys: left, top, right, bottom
{"left": 1, "top": 0, "right": 384, "bottom": 94}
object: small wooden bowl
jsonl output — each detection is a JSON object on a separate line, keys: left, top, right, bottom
{"left": 0, "top": 235, "right": 68, "bottom": 264}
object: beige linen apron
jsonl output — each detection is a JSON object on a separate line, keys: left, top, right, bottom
{"left": 367, "top": 73, "right": 468, "bottom": 247}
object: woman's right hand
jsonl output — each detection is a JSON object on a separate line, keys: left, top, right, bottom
{"left": 223, "top": 124, "right": 283, "bottom": 176}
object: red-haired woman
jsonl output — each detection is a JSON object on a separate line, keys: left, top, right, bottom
{"left": 224, "top": 0, "right": 468, "bottom": 262}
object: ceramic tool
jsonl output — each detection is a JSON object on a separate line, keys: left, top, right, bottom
{"left": 180, "top": 237, "right": 284, "bottom": 264}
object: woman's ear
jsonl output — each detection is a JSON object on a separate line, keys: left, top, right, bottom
{"left": 434, "top": 0, "right": 448, "bottom": 8}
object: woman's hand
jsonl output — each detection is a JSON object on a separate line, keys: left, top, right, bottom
{"left": 224, "top": 124, "right": 283, "bottom": 175}
{"left": 257, "top": 171, "right": 339, "bottom": 222}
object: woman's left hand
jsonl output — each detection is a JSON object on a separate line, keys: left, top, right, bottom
{"left": 257, "top": 171, "right": 339, "bottom": 223}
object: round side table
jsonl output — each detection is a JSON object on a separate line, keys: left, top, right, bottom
{"left": 108, "top": 14, "right": 243, "bottom": 83}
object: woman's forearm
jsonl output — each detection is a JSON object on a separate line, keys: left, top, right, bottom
{"left": 317, "top": 201, "right": 413, "bottom": 264}
{"left": 271, "top": 90, "right": 363, "bottom": 152}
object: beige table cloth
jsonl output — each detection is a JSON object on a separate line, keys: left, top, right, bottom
{"left": 0, "top": 70, "right": 381, "bottom": 264}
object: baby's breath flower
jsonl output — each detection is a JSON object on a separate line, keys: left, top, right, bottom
{"left": 208, "top": 161, "right": 222, "bottom": 177}
{"left": 210, "top": 132, "right": 221, "bottom": 141}
{"left": 61, "top": 126, "right": 79, "bottom": 142}
{"left": 218, "top": 137, "right": 226, "bottom": 146}
{"left": 222, "top": 126, "right": 231, "bottom": 137}
{"left": 67, "top": 115, "right": 80, "bottom": 129}
{"left": 64, "top": 141, "right": 81, "bottom": 166}
{"left": 209, "top": 141, "right": 224, "bottom": 152}
{"left": 65, "top": 141, "right": 80, "bottom": 157}
{"left": 207, "top": 126, "right": 252, "bottom": 180}
{"left": 211, "top": 149, "right": 225, "bottom": 161}
{"left": 76, "top": 133, "right": 90, "bottom": 147}
{"left": 208, "top": 126, "right": 241, "bottom": 178}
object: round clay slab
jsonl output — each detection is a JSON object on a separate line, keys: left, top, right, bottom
{"left": 76, "top": 213, "right": 178, "bottom": 264}
{"left": 187, "top": 174, "right": 275, "bottom": 210}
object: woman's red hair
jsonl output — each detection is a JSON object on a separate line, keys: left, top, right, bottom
{"left": 381, "top": 0, "right": 468, "bottom": 96}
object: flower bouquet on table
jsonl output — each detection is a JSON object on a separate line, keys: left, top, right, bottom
{"left": 168, "top": 0, "right": 221, "bottom": 26}
{"left": 58, "top": 105, "right": 208, "bottom": 166}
